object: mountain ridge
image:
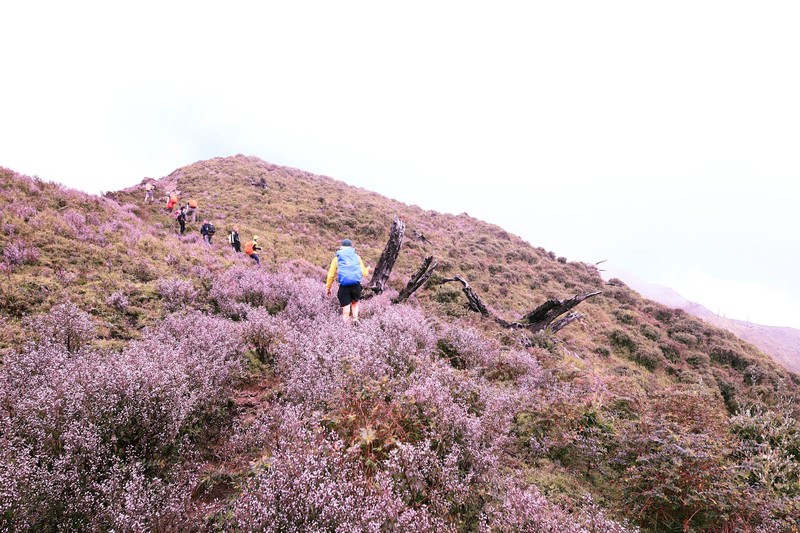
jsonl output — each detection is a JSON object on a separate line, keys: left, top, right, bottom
{"left": 1, "top": 156, "right": 799, "bottom": 531}
{"left": 603, "top": 267, "right": 800, "bottom": 374}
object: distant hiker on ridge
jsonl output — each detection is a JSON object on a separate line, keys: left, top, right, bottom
{"left": 143, "top": 181, "right": 155, "bottom": 203}
{"left": 326, "top": 239, "right": 369, "bottom": 323}
{"left": 176, "top": 206, "right": 187, "bottom": 235}
{"left": 200, "top": 219, "right": 215, "bottom": 246}
{"left": 165, "top": 191, "right": 178, "bottom": 211}
{"left": 186, "top": 198, "right": 198, "bottom": 223}
{"left": 244, "top": 235, "right": 262, "bottom": 264}
{"left": 229, "top": 226, "right": 241, "bottom": 253}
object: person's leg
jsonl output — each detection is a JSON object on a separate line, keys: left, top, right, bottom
{"left": 350, "top": 285, "right": 363, "bottom": 322}
{"left": 337, "top": 285, "right": 353, "bottom": 322}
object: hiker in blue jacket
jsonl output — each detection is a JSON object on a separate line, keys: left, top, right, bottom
{"left": 326, "top": 239, "right": 369, "bottom": 323}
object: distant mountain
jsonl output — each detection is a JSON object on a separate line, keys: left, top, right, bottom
{"left": 603, "top": 267, "right": 800, "bottom": 374}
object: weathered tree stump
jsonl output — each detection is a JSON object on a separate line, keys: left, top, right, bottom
{"left": 520, "top": 291, "right": 602, "bottom": 332}
{"left": 440, "top": 276, "right": 602, "bottom": 333}
{"left": 394, "top": 256, "right": 439, "bottom": 304}
{"left": 366, "top": 216, "right": 405, "bottom": 295}
{"left": 440, "top": 276, "right": 493, "bottom": 318}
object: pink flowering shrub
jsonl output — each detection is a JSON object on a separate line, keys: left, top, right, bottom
{"left": 156, "top": 277, "right": 199, "bottom": 312}
{"left": 230, "top": 411, "right": 447, "bottom": 532}
{"left": 8, "top": 203, "right": 37, "bottom": 222}
{"left": 479, "top": 482, "right": 635, "bottom": 532}
{"left": 435, "top": 323, "right": 500, "bottom": 370}
{"left": 106, "top": 290, "right": 130, "bottom": 312}
{"left": 243, "top": 307, "right": 284, "bottom": 363}
{"left": 62, "top": 208, "right": 90, "bottom": 240}
{"left": 276, "top": 303, "right": 435, "bottom": 409}
{"left": 0, "top": 310, "right": 245, "bottom": 530}
{"left": 26, "top": 301, "right": 96, "bottom": 353}
{"left": 210, "top": 267, "right": 333, "bottom": 321}
{"left": 249, "top": 293, "right": 537, "bottom": 529}
{"left": 1, "top": 239, "right": 40, "bottom": 268}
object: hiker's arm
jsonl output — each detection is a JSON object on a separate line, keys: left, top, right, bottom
{"left": 359, "top": 257, "right": 369, "bottom": 277}
{"left": 326, "top": 258, "right": 337, "bottom": 293}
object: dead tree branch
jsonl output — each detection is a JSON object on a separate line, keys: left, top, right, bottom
{"left": 441, "top": 275, "right": 602, "bottom": 333}
{"left": 394, "top": 256, "right": 439, "bottom": 304}
{"left": 520, "top": 291, "right": 602, "bottom": 332}
{"left": 366, "top": 217, "right": 405, "bottom": 295}
{"left": 549, "top": 312, "right": 584, "bottom": 334}
{"left": 440, "top": 276, "right": 493, "bottom": 318}
{"left": 250, "top": 176, "right": 268, "bottom": 190}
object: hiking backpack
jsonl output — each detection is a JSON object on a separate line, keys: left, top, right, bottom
{"left": 336, "top": 247, "right": 363, "bottom": 286}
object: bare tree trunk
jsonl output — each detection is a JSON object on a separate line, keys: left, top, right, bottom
{"left": 365, "top": 217, "right": 405, "bottom": 295}
{"left": 521, "top": 291, "right": 602, "bottom": 332}
{"left": 441, "top": 275, "right": 601, "bottom": 333}
{"left": 549, "top": 312, "right": 584, "bottom": 334}
{"left": 440, "top": 276, "right": 492, "bottom": 317}
{"left": 394, "top": 256, "right": 439, "bottom": 304}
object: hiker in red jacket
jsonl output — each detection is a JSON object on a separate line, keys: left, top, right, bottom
{"left": 165, "top": 191, "right": 178, "bottom": 211}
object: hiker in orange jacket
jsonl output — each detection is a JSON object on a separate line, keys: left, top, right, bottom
{"left": 165, "top": 191, "right": 178, "bottom": 211}
{"left": 244, "top": 236, "right": 262, "bottom": 265}
{"left": 326, "top": 239, "right": 369, "bottom": 323}
{"left": 186, "top": 198, "right": 198, "bottom": 223}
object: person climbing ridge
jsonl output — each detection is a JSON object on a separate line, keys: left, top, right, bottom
{"left": 229, "top": 226, "right": 241, "bottom": 253}
{"left": 244, "top": 235, "right": 262, "bottom": 264}
{"left": 186, "top": 198, "right": 198, "bottom": 223}
{"left": 165, "top": 191, "right": 178, "bottom": 211}
{"left": 200, "top": 219, "right": 215, "bottom": 246}
{"left": 144, "top": 181, "right": 155, "bottom": 203}
{"left": 326, "top": 238, "right": 369, "bottom": 323}
{"left": 176, "top": 206, "right": 187, "bottom": 235}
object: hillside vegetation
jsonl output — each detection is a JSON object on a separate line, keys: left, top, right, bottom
{"left": 1, "top": 157, "right": 799, "bottom": 532}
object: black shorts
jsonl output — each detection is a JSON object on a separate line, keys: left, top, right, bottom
{"left": 337, "top": 284, "right": 362, "bottom": 307}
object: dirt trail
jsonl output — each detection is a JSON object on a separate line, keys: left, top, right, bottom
{"left": 191, "top": 370, "right": 281, "bottom": 522}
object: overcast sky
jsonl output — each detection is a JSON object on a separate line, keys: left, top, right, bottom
{"left": 2, "top": 1, "right": 799, "bottom": 328}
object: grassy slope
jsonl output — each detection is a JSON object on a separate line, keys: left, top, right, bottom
{"left": 3, "top": 157, "right": 799, "bottom": 530}
{"left": 0, "top": 166, "right": 248, "bottom": 354}
{"left": 108, "top": 155, "right": 797, "bottom": 402}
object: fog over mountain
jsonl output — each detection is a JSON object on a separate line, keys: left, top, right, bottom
{"left": 603, "top": 265, "right": 800, "bottom": 374}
